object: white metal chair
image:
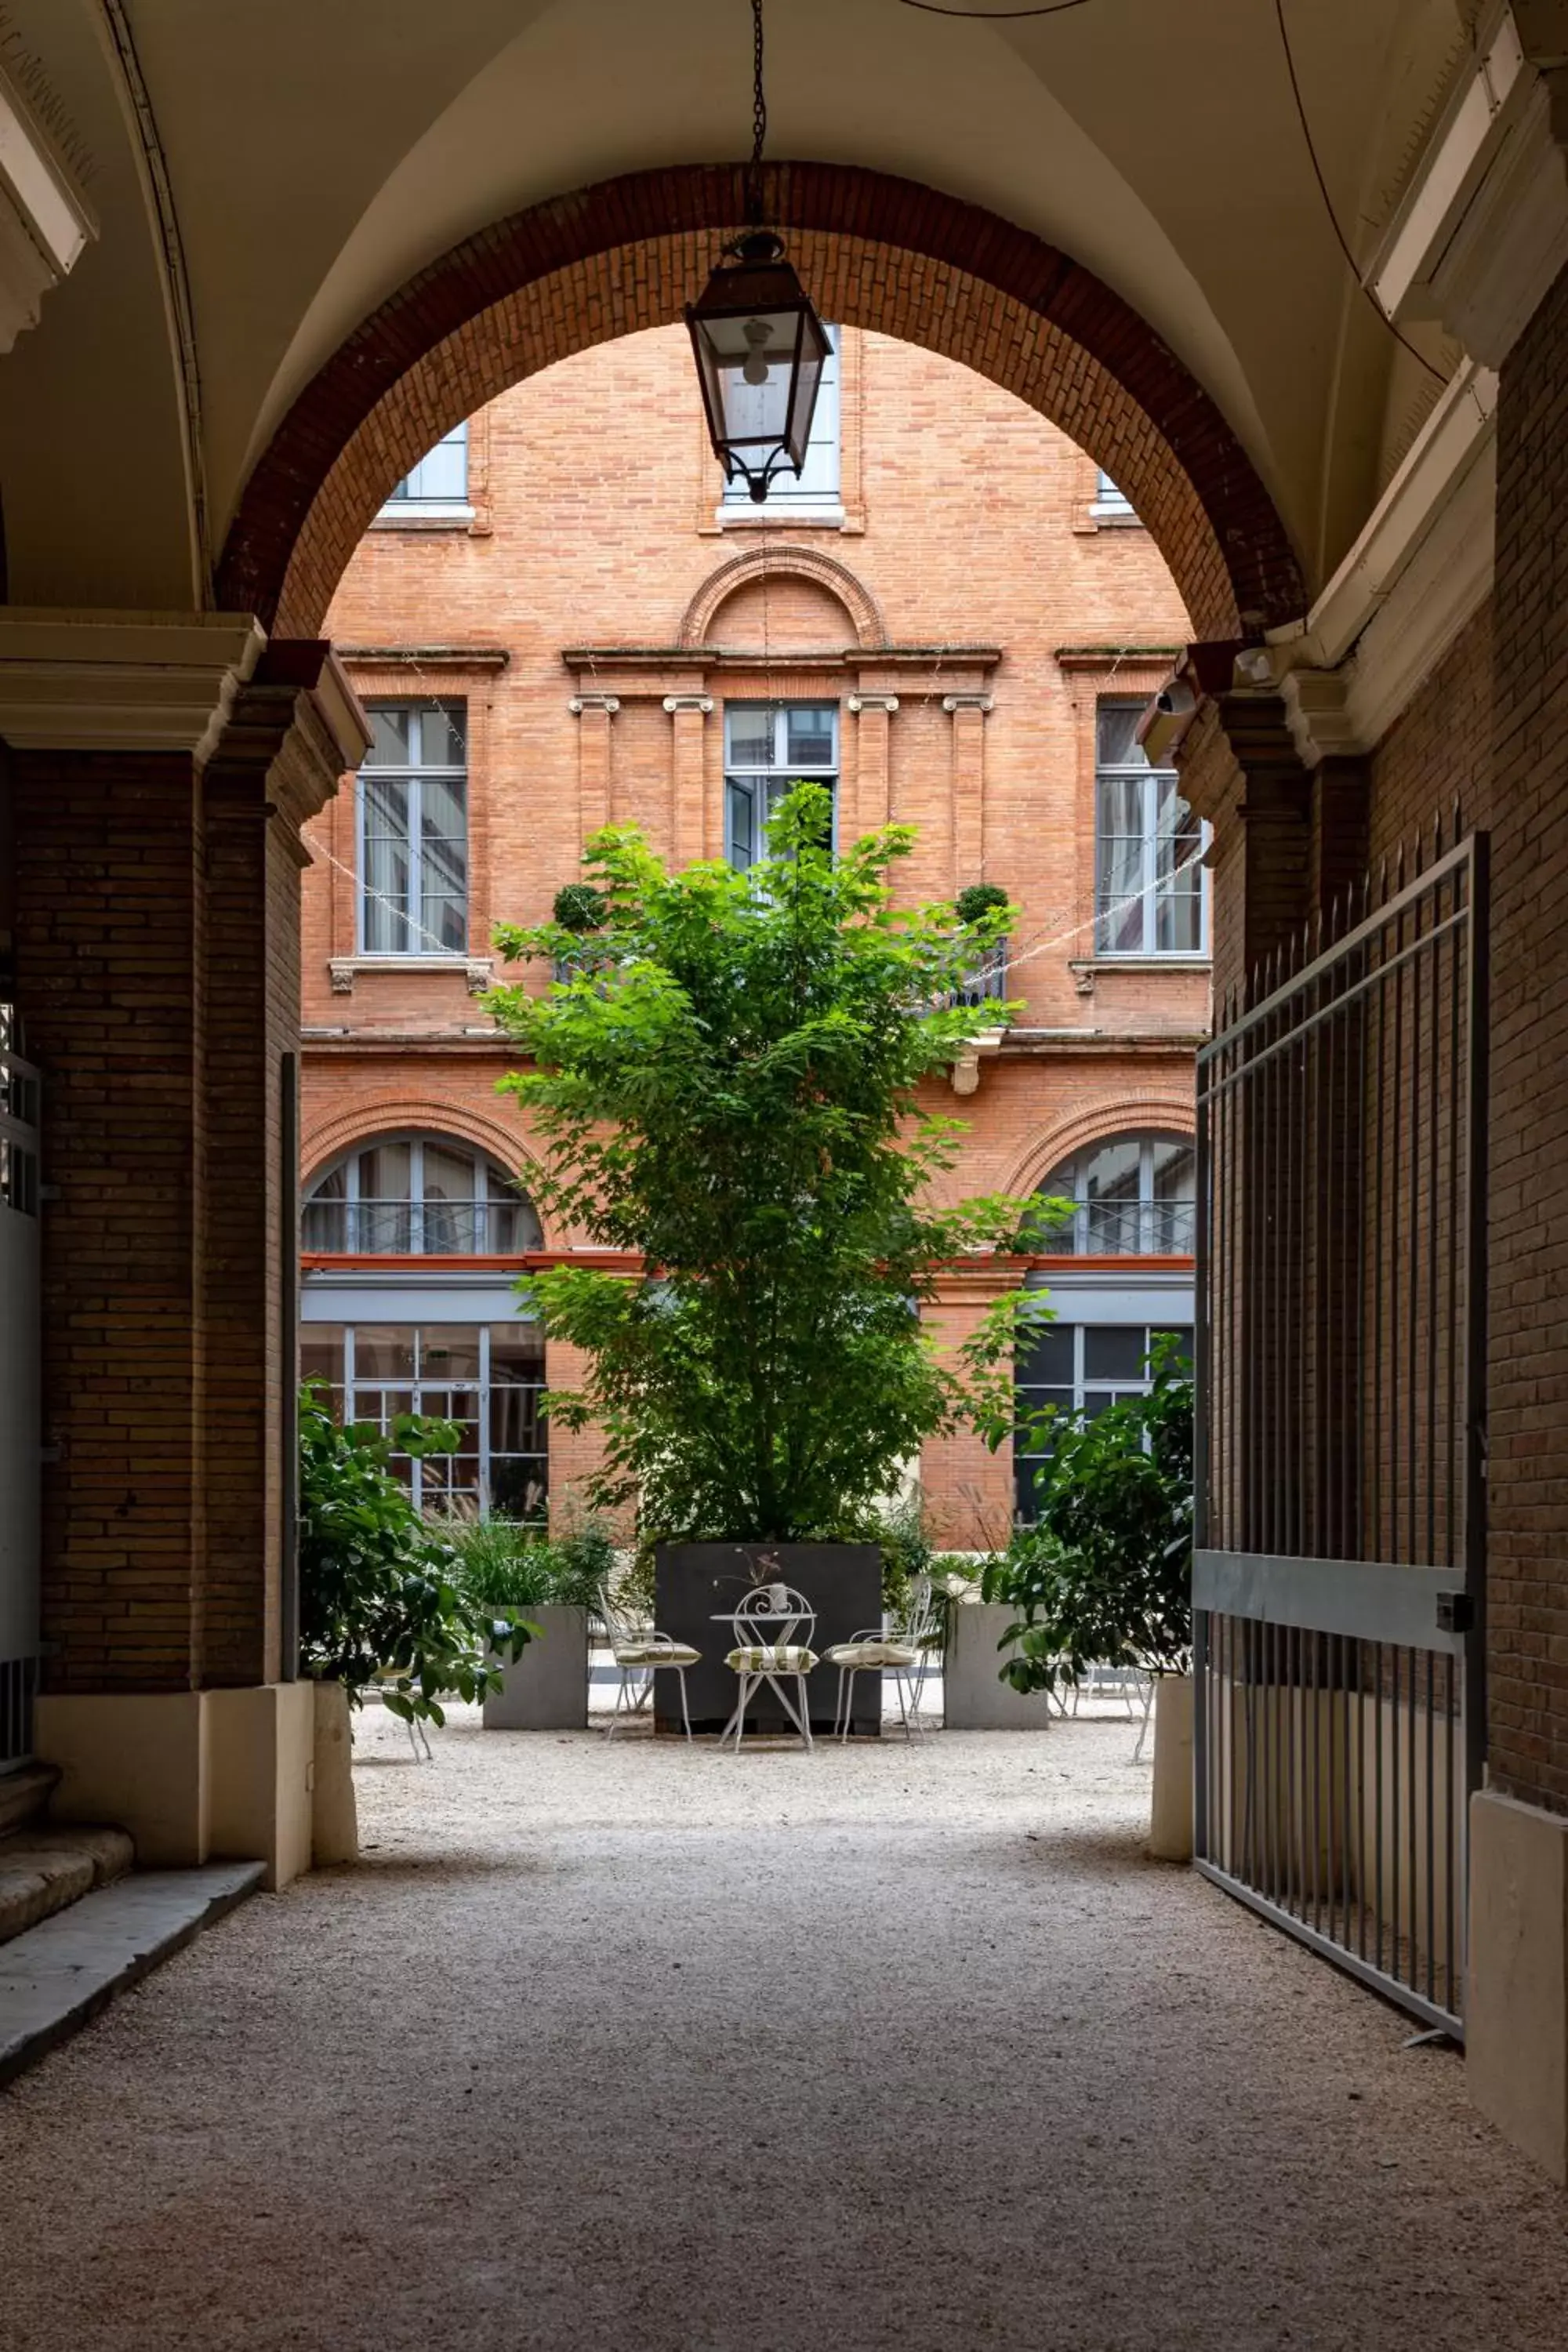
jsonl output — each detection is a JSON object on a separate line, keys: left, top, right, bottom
{"left": 593, "top": 1582, "right": 701, "bottom": 1740}
{"left": 1068, "top": 1662, "right": 1156, "bottom": 1758}
{"left": 824, "top": 1574, "right": 938, "bottom": 1742}
{"left": 721, "top": 1582, "right": 818, "bottom": 1751}
{"left": 365, "top": 1668, "right": 434, "bottom": 1761}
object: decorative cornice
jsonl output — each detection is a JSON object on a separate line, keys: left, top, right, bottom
{"left": 1054, "top": 645, "right": 1183, "bottom": 671}
{"left": 0, "top": 609, "right": 267, "bottom": 757}
{"left": 661, "top": 694, "right": 713, "bottom": 715}
{"left": 563, "top": 645, "right": 1001, "bottom": 673}
{"left": 568, "top": 693, "right": 620, "bottom": 717}
{"left": 848, "top": 693, "right": 899, "bottom": 714}
{"left": 942, "top": 694, "right": 994, "bottom": 716}
{"left": 204, "top": 639, "right": 370, "bottom": 855}
{"left": 338, "top": 644, "right": 510, "bottom": 670}
{"left": 1373, "top": 5, "right": 1568, "bottom": 368}
{"left": 0, "top": 59, "right": 96, "bottom": 359}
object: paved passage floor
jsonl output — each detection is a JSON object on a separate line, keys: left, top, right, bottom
{"left": 4, "top": 1711, "right": 1567, "bottom": 2350}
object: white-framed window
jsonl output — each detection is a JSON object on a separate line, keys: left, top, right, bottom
{"left": 1037, "top": 1133, "right": 1196, "bottom": 1258}
{"left": 724, "top": 703, "right": 838, "bottom": 869}
{"left": 300, "top": 1321, "right": 547, "bottom": 1521}
{"left": 1094, "top": 702, "right": 1207, "bottom": 956}
{"left": 358, "top": 702, "right": 468, "bottom": 954}
{"left": 380, "top": 420, "right": 469, "bottom": 510}
{"left": 1091, "top": 467, "right": 1138, "bottom": 522}
{"left": 721, "top": 325, "right": 840, "bottom": 511}
{"left": 302, "top": 1134, "right": 542, "bottom": 1257}
{"left": 1013, "top": 1319, "right": 1193, "bottom": 1520}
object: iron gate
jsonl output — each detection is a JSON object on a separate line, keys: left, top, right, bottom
{"left": 1194, "top": 824, "right": 1487, "bottom": 2036}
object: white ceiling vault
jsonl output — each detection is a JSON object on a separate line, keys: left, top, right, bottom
{"left": 0, "top": 0, "right": 1501, "bottom": 619}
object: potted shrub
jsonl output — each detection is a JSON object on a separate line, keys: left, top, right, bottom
{"left": 487, "top": 787, "right": 1051, "bottom": 1734}
{"left": 449, "top": 1512, "right": 615, "bottom": 1730}
{"left": 982, "top": 1341, "right": 1195, "bottom": 1846}
{"left": 297, "top": 1385, "right": 535, "bottom": 1857}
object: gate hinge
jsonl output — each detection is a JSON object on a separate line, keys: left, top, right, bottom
{"left": 1436, "top": 1592, "right": 1475, "bottom": 1635}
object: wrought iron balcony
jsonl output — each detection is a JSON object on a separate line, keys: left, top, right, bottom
{"left": 300, "top": 1199, "right": 535, "bottom": 1254}
{"left": 937, "top": 946, "right": 1008, "bottom": 1011}
{"left": 1042, "top": 1198, "right": 1196, "bottom": 1256}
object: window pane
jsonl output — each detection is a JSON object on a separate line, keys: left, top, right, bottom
{"left": 490, "top": 1325, "right": 546, "bottom": 1379}
{"left": 1152, "top": 1326, "right": 1196, "bottom": 1366}
{"left": 1083, "top": 1327, "right": 1147, "bottom": 1381}
{"left": 785, "top": 707, "right": 836, "bottom": 768}
{"left": 485, "top": 1179, "right": 541, "bottom": 1254}
{"left": 419, "top": 774, "right": 467, "bottom": 840}
{"left": 358, "top": 1141, "right": 412, "bottom": 1201}
{"left": 726, "top": 779, "right": 756, "bottom": 870}
{"left": 409, "top": 424, "right": 467, "bottom": 503}
{"left": 418, "top": 702, "right": 467, "bottom": 768}
{"left": 365, "top": 709, "right": 412, "bottom": 766}
{"left": 1017, "top": 1323, "right": 1074, "bottom": 1385}
{"left": 1094, "top": 824, "right": 1146, "bottom": 956}
{"left": 417, "top": 1326, "right": 481, "bottom": 1381}
{"left": 491, "top": 1457, "right": 549, "bottom": 1521}
{"left": 726, "top": 709, "right": 774, "bottom": 767}
{"left": 1083, "top": 1140, "right": 1144, "bottom": 1253}
{"left": 300, "top": 1328, "right": 344, "bottom": 1388}
{"left": 1096, "top": 705, "right": 1145, "bottom": 767}
{"left": 492, "top": 1381, "right": 545, "bottom": 1455}
{"left": 352, "top": 1327, "right": 416, "bottom": 1379}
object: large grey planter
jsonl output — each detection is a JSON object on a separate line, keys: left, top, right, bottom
{"left": 654, "top": 1543, "right": 884, "bottom": 1737}
{"left": 482, "top": 1603, "right": 589, "bottom": 1730}
{"left": 942, "top": 1602, "right": 1056, "bottom": 1730}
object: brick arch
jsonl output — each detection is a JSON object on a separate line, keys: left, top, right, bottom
{"left": 1004, "top": 1096, "right": 1196, "bottom": 1203}
{"left": 679, "top": 543, "right": 885, "bottom": 650}
{"left": 220, "top": 162, "right": 1302, "bottom": 643}
{"left": 300, "top": 1101, "right": 550, "bottom": 1240}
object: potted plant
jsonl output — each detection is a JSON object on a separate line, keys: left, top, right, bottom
{"left": 982, "top": 1341, "right": 1195, "bottom": 1846}
{"left": 297, "top": 1385, "right": 535, "bottom": 1858}
{"left": 448, "top": 1512, "right": 615, "bottom": 1730}
{"left": 487, "top": 787, "right": 1051, "bottom": 1734}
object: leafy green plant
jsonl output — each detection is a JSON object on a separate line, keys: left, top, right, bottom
{"left": 448, "top": 1509, "right": 618, "bottom": 1611}
{"left": 955, "top": 881, "right": 1012, "bottom": 929}
{"left": 488, "top": 785, "right": 1055, "bottom": 1543}
{"left": 297, "top": 1385, "right": 535, "bottom": 1724}
{"left": 982, "top": 1341, "right": 1194, "bottom": 1695}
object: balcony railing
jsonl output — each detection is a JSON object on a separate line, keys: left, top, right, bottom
{"left": 1039, "top": 1198, "right": 1196, "bottom": 1256}
{"left": 936, "top": 946, "right": 1008, "bottom": 1011}
{"left": 301, "top": 1199, "right": 534, "bottom": 1254}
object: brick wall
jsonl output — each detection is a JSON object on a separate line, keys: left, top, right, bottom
{"left": 1367, "top": 600, "right": 1494, "bottom": 865}
{"left": 302, "top": 325, "right": 1205, "bottom": 1532}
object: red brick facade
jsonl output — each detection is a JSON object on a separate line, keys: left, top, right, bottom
{"left": 300, "top": 325, "right": 1204, "bottom": 1538}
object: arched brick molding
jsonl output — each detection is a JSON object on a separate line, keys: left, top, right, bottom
{"left": 679, "top": 543, "right": 885, "bottom": 650}
{"left": 220, "top": 163, "right": 1302, "bottom": 644}
{"left": 1004, "top": 1096, "right": 1196, "bottom": 1203}
{"left": 301, "top": 1100, "right": 550, "bottom": 1240}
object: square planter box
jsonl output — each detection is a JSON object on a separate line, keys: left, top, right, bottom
{"left": 482, "top": 1603, "right": 589, "bottom": 1731}
{"left": 654, "top": 1543, "right": 884, "bottom": 1737}
{"left": 942, "top": 1602, "right": 1057, "bottom": 1730}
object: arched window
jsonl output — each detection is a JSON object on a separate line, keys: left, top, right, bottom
{"left": 1036, "top": 1132, "right": 1196, "bottom": 1257}
{"left": 303, "top": 1134, "right": 543, "bottom": 1255}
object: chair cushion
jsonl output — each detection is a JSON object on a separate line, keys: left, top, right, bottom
{"left": 823, "top": 1641, "right": 919, "bottom": 1668}
{"left": 614, "top": 1642, "right": 701, "bottom": 1668}
{"left": 725, "top": 1644, "right": 819, "bottom": 1674}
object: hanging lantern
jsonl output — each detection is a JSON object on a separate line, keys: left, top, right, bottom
{"left": 687, "top": 230, "right": 832, "bottom": 504}
{"left": 686, "top": 0, "right": 829, "bottom": 504}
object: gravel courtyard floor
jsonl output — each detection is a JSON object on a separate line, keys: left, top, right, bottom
{"left": 3, "top": 1708, "right": 1567, "bottom": 2350}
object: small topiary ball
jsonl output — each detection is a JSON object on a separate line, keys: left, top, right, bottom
{"left": 956, "top": 881, "right": 1012, "bottom": 928}
{"left": 554, "top": 881, "right": 608, "bottom": 934}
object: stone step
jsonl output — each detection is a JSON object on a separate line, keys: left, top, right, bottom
{"left": 0, "top": 1822, "right": 136, "bottom": 1949}
{"left": 0, "top": 1861, "right": 265, "bottom": 2088}
{"left": 0, "top": 1763, "right": 60, "bottom": 1839}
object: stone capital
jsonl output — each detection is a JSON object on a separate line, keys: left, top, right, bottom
{"left": 204, "top": 639, "right": 370, "bottom": 853}
{"left": 661, "top": 694, "right": 713, "bottom": 715}
{"left": 569, "top": 693, "right": 620, "bottom": 717}
{"left": 848, "top": 693, "right": 900, "bottom": 715}
{"left": 942, "top": 694, "right": 993, "bottom": 716}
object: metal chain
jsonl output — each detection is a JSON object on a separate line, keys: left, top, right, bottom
{"left": 747, "top": 0, "right": 767, "bottom": 222}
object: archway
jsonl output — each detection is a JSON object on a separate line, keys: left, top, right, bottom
{"left": 219, "top": 162, "right": 1301, "bottom": 647}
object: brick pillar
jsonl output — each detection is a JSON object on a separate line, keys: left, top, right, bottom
{"left": 570, "top": 692, "right": 619, "bottom": 847}
{"left": 848, "top": 693, "right": 898, "bottom": 834}
{"left": 943, "top": 693, "right": 992, "bottom": 891}
{"left": 1, "top": 612, "right": 366, "bottom": 1878}
{"left": 920, "top": 1266, "right": 1024, "bottom": 1551}
{"left": 662, "top": 694, "right": 712, "bottom": 869}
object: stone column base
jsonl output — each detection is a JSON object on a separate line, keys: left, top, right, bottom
{"left": 1149, "top": 1673, "right": 1194, "bottom": 1861}
{"left": 34, "top": 1684, "right": 314, "bottom": 1889}
{"left": 1468, "top": 1787, "right": 1568, "bottom": 2180}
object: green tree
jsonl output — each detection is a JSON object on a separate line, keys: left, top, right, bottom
{"left": 982, "top": 1341, "right": 1194, "bottom": 1693}
{"left": 297, "top": 1385, "right": 535, "bottom": 1725}
{"left": 487, "top": 786, "right": 1058, "bottom": 1542}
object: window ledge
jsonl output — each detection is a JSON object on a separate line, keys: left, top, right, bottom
{"left": 371, "top": 503, "right": 477, "bottom": 530}
{"left": 1070, "top": 955, "right": 1210, "bottom": 973}
{"left": 1088, "top": 503, "right": 1143, "bottom": 528}
{"left": 329, "top": 954, "right": 492, "bottom": 996}
{"left": 716, "top": 503, "right": 847, "bottom": 530}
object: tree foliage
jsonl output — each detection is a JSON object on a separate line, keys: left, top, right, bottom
{"left": 982, "top": 1342, "right": 1194, "bottom": 1693}
{"left": 297, "top": 1385, "right": 535, "bottom": 1723}
{"left": 487, "top": 786, "right": 1058, "bottom": 1541}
